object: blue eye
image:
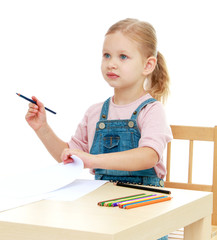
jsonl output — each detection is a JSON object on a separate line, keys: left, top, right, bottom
{"left": 120, "top": 54, "right": 128, "bottom": 60}
{"left": 104, "top": 53, "right": 111, "bottom": 59}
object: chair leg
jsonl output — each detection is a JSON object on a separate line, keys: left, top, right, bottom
{"left": 168, "top": 228, "right": 184, "bottom": 239}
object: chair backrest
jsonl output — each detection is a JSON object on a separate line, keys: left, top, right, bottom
{"left": 165, "top": 125, "right": 217, "bottom": 225}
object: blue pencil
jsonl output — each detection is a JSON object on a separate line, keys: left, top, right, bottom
{"left": 121, "top": 196, "right": 169, "bottom": 209}
{"left": 16, "top": 93, "right": 56, "bottom": 114}
{"left": 112, "top": 194, "right": 156, "bottom": 207}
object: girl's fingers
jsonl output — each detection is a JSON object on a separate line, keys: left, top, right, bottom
{"left": 63, "top": 158, "right": 74, "bottom": 165}
{"left": 32, "top": 96, "right": 44, "bottom": 108}
{"left": 61, "top": 149, "right": 72, "bottom": 161}
{"left": 61, "top": 148, "right": 83, "bottom": 164}
{"left": 61, "top": 149, "right": 79, "bottom": 164}
{"left": 29, "top": 102, "right": 38, "bottom": 109}
{"left": 26, "top": 112, "right": 36, "bottom": 118}
{"left": 29, "top": 97, "right": 45, "bottom": 114}
{"left": 28, "top": 108, "right": 38, "bottom": 113}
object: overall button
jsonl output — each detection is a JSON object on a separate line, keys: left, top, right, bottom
{"left": 99, "top": 122, "right": 105, "bottom": 129}
{"left": 159, "top": 179, "right": 164, "bottom": 187}
{"left": 128, "top": 121, "right": 134, "bottom": 128}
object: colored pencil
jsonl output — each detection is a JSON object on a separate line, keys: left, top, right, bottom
{"left": 105, "top": 194, "right": 151, "bottom": 207}
{"left": 115, "top": 181, "right": 171, "bottom": 195}
{"left": 119, "top": 195, "right": 166, "bottom": 208}
{"left": 122, "top": 196, "right": 172, "bottom": 209}
{"left": 97, "top": 193, "right": 148, "bottom": 206}
{"left": 112, "top": 194, "right": 157, "bottom": 207}
{"left": 118, "top": 194, "right": 164, "bottom": 207}
{"left": 104, "top": 194, "right": 148, "bottom": 207}
{"left": 16, "top": 93, "right": 56, "bottom": 114}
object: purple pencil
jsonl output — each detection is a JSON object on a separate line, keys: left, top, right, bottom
{"left": 112, "top": 194, "right": 157, "bottom": 207}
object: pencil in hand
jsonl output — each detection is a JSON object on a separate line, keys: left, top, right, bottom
{"left": 16, "top": 93, "right": 56, "bottom": 114}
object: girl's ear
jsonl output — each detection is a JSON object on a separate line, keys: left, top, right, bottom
{"left": 143, "top": 56, "right": 157, "bottom": 75}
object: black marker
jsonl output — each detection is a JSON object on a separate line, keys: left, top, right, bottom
{"left": 115, "top": 181, "right": 171, "bottom": 195}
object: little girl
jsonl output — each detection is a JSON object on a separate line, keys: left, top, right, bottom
{"left": 26, "top": 18, "right": 172, "bottom": 240}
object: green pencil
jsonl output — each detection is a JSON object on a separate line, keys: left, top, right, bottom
{"left": 98, "top": 193, "right": 148, "bottom": 207}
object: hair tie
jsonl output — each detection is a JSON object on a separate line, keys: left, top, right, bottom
{"left": 156, "top": 50, "right": 158, "bottom": 58}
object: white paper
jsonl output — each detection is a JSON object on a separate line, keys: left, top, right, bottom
{"left": 46, "top": 179, "right": 108, "bottom": 201}
{"left": 0, "top": 155, "right": 108, "bottom": 212}
{"left": 0, "top": 194, "right": 49, "bottom": 212}
{"left": 0, "top": 155, "right": 83, "bottom": 198}
{"left": 0, "top": 179, "right": 107, "bottom": 212}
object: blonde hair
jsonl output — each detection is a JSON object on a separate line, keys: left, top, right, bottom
{"left": 106, "top": 18, "right": 170, "bottom": 103}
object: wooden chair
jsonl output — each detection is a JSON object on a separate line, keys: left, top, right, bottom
{"left": 165, "top": 125, "right": 217, "bottom": 240}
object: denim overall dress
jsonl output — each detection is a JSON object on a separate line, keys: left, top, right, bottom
{"left": 90, "top": 97, "right": 165, "bottom": 187}
{"left": 90, "top": 97, "right": 168, "bottom": 240}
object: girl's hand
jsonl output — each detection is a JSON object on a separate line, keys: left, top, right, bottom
{"left": 61, "top": 148, "right": 95, "bottom": 168}
{"left": 25, "top": 96, "right": 47, "bottom": 131}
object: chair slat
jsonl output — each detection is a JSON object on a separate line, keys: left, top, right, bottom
{"left": 171, "top": 125, "right": 214, "bottom": 141}
{"left": 166, "top": 142, "right": 171, "bottom": 182}
{"left": 188, "top": 140, "right": 193, "bottom": 184}
{"left": 164, "top": 182, "right": 212, "bottom": 192}
{"left": 213, "top": 126, "right": 217, "bottom": 225}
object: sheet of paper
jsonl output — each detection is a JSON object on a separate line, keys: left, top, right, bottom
{"left": 46, "top": 179, "right": 108, "bottom": 201}
{"left": 0, "top": 180, "right": 108, "bottom": 212}
{"left": 0, "top": 194, "right": 49, "bottom": 212}
{"left": 0, "top": 154, "right": 108, "bottom": 212}
{"left": 0, "top": 155, "right": 83, "bottom": 198}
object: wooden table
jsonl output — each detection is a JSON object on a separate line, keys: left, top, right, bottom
{"left": 0, "top": 182, "right": 213, "bottom": 240}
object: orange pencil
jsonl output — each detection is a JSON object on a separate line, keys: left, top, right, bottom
{"left": 118, "top": 194, "right": 165, "bottom": 208}
{"left": 122, "top": 196, "right": 172, "bottom": 209}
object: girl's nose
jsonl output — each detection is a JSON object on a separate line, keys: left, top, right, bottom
{"left": 107, "top": 59, "right": 118, "bottom": 69}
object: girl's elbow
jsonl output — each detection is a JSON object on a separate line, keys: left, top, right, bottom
{"left": 144, "top": 147, "right": 159, "bottom": 167}
{"left": 152, "top": 150, "right": 159, "bottom": 165}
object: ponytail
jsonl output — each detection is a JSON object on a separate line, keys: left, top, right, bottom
{"left": 148, "top": 51, "right": 170, "bottom": 103}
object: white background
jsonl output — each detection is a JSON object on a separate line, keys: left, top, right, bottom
{"left": 0, "top": 0, "right": 216, "bottom": 184}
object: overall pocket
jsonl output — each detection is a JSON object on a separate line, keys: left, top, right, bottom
{"left": 103, "top": 134, "right": 120, "bottom": 153}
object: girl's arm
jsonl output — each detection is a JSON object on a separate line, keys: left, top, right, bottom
{"left": 26, "top": 96, "right": 68, "bottom": 162}
{"left": 35, "top": 123, "right": 69, "bottom": 162}
{"left": 61, "top": 147, "right": 158, "bottom": 170}
{"left": 95, "top": 147, "right": 158, "bottom": 170}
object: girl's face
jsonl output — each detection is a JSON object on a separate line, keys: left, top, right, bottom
{"left": 101, "top": 31, "right": 146, "bottom": 91}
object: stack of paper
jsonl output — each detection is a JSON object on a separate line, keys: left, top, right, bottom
{"left": 0, "top": 155, "right": 107, "bottom": 212}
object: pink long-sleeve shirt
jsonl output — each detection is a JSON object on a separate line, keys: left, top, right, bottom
{"left": 68, "top": 94, "right": 173, "bottom": 179}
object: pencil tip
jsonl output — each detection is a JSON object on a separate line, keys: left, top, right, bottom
{"left": 16, "top": 93, "right": 20, "bottom": 96}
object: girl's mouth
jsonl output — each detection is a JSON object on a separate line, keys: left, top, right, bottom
{"left": 106, "top": 72, "right": 119, "bottom": 79}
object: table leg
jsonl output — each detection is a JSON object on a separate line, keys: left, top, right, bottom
{"left": 184, "top": 215, "right": 211, "bottom": 240}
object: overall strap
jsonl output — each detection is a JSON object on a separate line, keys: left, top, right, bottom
{"left": 130, "top": 98, "right": 157, "bottom": 120}
{"left": 99, "top": 97, "right": 110, "bottom": 120}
